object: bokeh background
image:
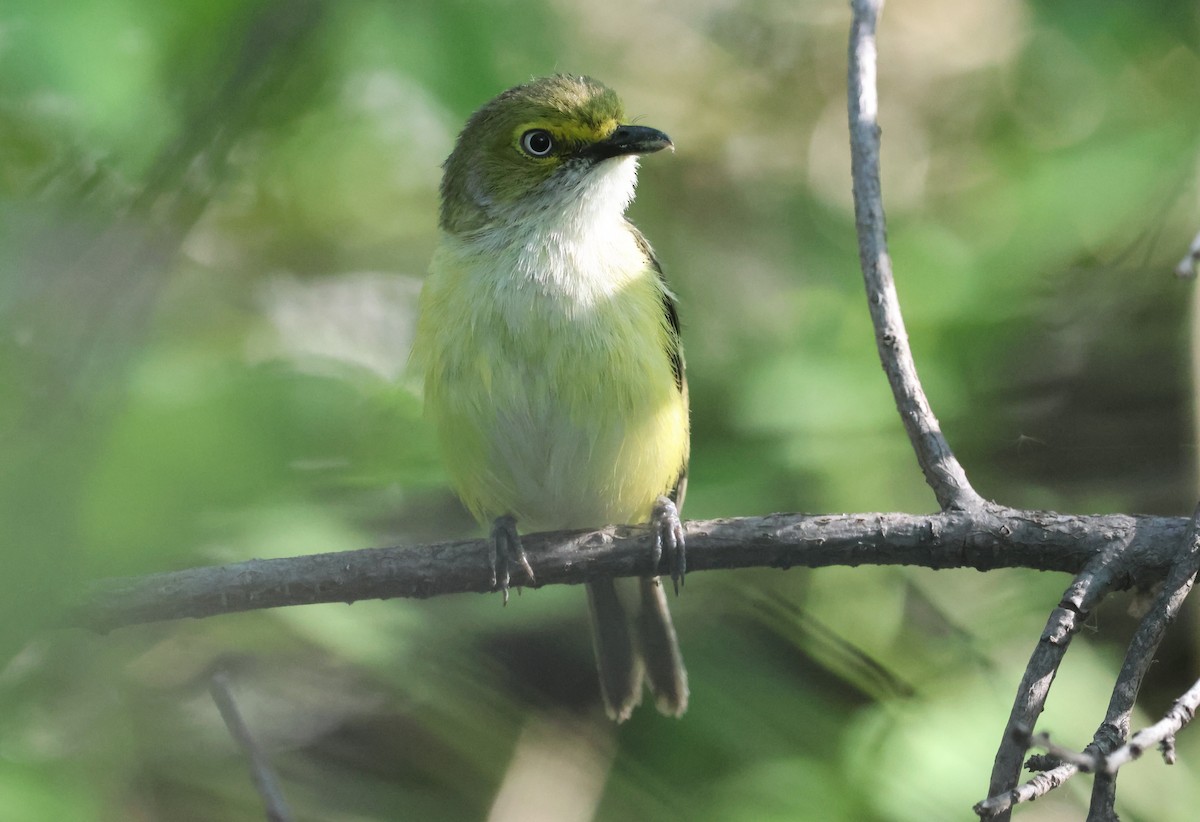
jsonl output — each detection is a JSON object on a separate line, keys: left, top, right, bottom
{"left": 2, "top": 0, "right": 1200, "bottom": 819}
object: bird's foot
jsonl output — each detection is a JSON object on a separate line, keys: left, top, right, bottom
{"left": 490, "top": 515, "right": 535, "bottom": 605}
{"left": 651, "top": 496, "right": 686, "bottom": 595}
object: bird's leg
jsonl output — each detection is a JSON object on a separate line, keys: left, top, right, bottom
{"left": 490, "top": 514, "right": 535, "bottom": 605}
{"left": 651, "top": 495, "right": 686, "bottom": 594}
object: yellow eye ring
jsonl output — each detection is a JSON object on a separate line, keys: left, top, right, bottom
{"left": 520, "top": 129, "right": 554, "bottom": 157}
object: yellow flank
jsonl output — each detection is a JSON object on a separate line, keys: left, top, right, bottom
{"left": 415, "top": 214, "right": 688, "bottom": 532}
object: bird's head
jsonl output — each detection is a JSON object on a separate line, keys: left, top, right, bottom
{"left": 439, "top": 75, "right": 672, "bottom": 235}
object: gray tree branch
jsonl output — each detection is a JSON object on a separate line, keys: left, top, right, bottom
{"left": 981, "top": 666, "right": 1200, "bottom": 819}
{"left": 846, "top": 0, "right": 1200, "bottom": 817}
{"left": 1085, "top": 503, "right": 1200, "bottom": 819}
{"left": 79, "top": 507, "right": 1183, "bottom": 632}
{"left": 978, "top": 548, "right": 1124, "bottom": 819}
{"left": 976, "top": 757, "right": 1081, "bottom": 818}
{"left": 977, "top": 505, "right": 1200, "bottom": 819}
{"left": 847, "top": 0, "right": 983, "bottom": 513}
{"left": 1105, "top": 674, "right": 1200, "bottom": 771}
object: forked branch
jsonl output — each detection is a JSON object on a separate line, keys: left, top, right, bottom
{"left": 846, "top": 0, "right": 1200, "bottom": 818}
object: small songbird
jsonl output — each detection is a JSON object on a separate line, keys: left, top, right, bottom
{"left": 413, "top": 75, "right": 689, "bottom": 721}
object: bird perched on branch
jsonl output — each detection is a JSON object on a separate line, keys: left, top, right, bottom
{"left": 413, "top": 75, "right": 689, "bottom": 720}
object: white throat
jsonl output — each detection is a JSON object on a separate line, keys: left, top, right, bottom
{"left": 470, "top": 156, "right": 647, "bottom": 307}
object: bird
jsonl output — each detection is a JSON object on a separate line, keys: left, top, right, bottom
{"left": 413, "top": 75, "right": 689, "bottom": 721}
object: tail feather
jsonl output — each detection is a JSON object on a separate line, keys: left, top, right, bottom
{"left": 636, "top": 576, "right": 689, "bottom": 717}
{"left": 586, "top": 578, "right": 643, "bottom": 722}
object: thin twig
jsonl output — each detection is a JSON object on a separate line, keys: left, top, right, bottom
{"left": 1025, "top": 730, "right": 1102, "bottom": 771}
{"left": 976, "top": 760, "right": 1078, "bottom": 817}
{"left": 1105, "top": 675, "right": 1200, "bottom": 771}
{"left": 978, "top": 727, "right": 1131, "bottom": 818}
{"left": 1175, "top": 228, "right": 1200, "bottom": 278}
{"left": 75, "top": 508, "right": 1186, "bottom": 632}
{"left": 1084, "top": 501, "right": 1200, "bottom": 820}
{"left": 977, "top": 503, "right": 1200, "bottom": 819}
{"left": 976, "top": 546, "right": 1125, "bottom": 820}
{"left": 847, "top": 0, "right": 983, "bottom": 512}
{"left": 210, "top": 671, "right": 295, "bottom": 822}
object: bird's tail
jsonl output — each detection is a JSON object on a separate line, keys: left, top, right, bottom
{"left": 586, "top": 578, "right": 643, "bottom": 722}
{"left": 586, "top": 576, "right": 689, "bottom": 721}
{"left": 636, "top": 576, "right": 688, "bottom": 717}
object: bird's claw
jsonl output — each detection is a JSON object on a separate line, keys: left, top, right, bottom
{"left": 491, "top": 515, "right": 535, "bottom": 605}
{"left": 651, "top": 495, "right": 686, "bottom": 595}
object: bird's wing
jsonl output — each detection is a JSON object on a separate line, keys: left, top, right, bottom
{"left": 628, "top": 220, "right": 688, "bottom": 510}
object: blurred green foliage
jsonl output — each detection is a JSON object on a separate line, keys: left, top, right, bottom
{"left": 2, "top": 0, "right": 1199, "bottom": 819}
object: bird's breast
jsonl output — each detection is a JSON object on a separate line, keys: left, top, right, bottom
{"left": 419, "top": 225, "right": 688, "bottom": 531}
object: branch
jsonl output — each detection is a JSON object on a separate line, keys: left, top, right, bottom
{"left": 847, "top": 3, "right": 1200, "bottom": 814}
{"left": 977, "top": 503, "right": 1200, "bottom": 818}
{"left": 1024, "top": 729, "right": 1103, "bottom": 772}
{"left": 976, "top": 758, "right": 1080, "bottom": 817}
{"left": 977, "top": 541, "right": 1129, "bottom": 819}
{"left": 1085, "top": 501, "right": 1200, "bottom": 818}
{"left": 847, "top": 0, "right": 983, "bottom": 512}
{"left": 983, "top": 669, "right": 1200, "bottom": 819}
{"left": 77, "top": 508, "right": 1184, "bottom": 632}
{"left": 210, "top": 671, "right": 295, "bottom": 822}
{"left": 1004, "top": 685, "right": 1199, "bottom": 799}
{"left": 1104, "top": 675, "right": 1200, "bottom": 771}
{"left": 977, "top": 671, "right": 1200, "bottom": 820}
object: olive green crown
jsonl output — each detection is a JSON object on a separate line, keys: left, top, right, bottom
{"left": 440, "top": 75, "right": 625, "bottom": 233}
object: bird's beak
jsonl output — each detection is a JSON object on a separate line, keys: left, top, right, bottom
{"left": 586, "top": 125, "right": 673, "bottom": 161}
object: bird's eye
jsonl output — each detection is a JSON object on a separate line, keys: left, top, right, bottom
{"left": 520, "top": 129, "right": 555, "bottom": 157}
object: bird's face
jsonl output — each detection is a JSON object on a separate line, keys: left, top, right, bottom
{"left": 440, "top": 75, "right": 672, "bottom": 234}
